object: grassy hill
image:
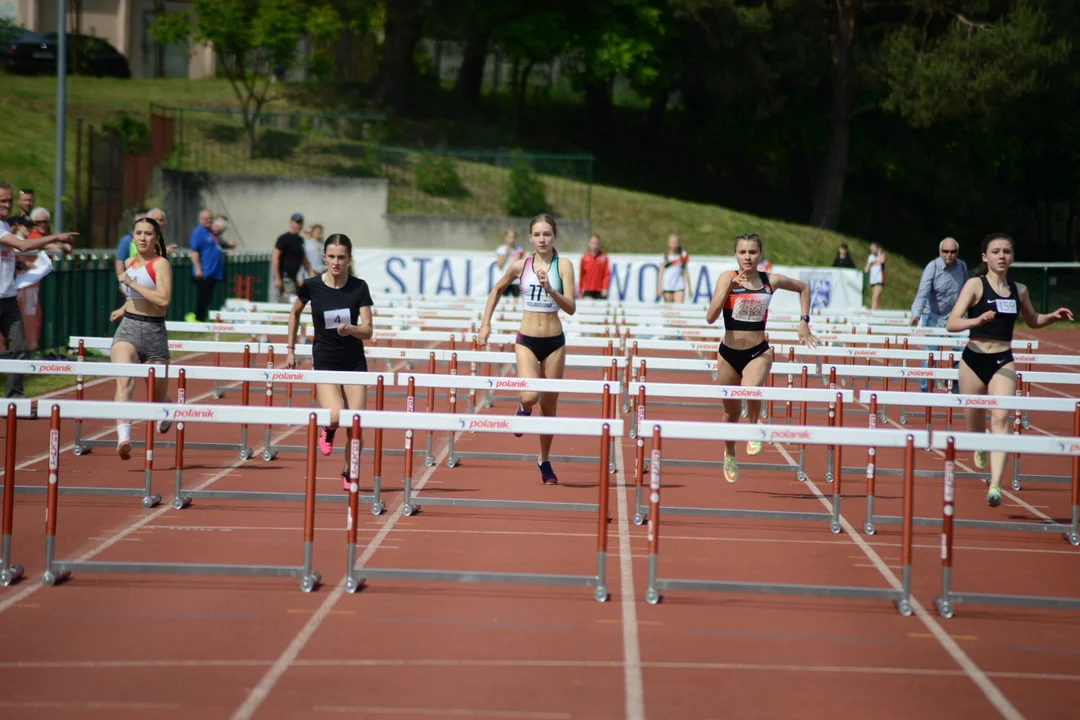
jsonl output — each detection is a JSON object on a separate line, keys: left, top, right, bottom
{"left": 0, "top": 75, "right": 922, "bottom": 309}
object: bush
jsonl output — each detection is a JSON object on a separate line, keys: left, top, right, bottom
{"left": 503, "top": 155, "right": 548, "bottom": 217}
{"left": 414, "top": 153, "right": 466, "bottom": 198}
{"left": 101, "top": 113, "right": 150, "bottom": 155}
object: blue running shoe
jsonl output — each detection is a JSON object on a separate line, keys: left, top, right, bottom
{"left": 514, "top": 404, "right": 532, "bottom": 437}
{"left": 538, "top": 461, "right": 558, "bottom": 485}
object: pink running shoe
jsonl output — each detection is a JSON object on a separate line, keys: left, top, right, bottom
{"left": 341, "top": 472, "right": 351, "bottom": 492}
{"left": 318, "top": 427, "right": 336, "bottom": 456}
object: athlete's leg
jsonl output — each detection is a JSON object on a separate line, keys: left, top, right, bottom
{"left": 110, "top": 341, "right": 139, "bottom": 460}
{"left": 715, "top": 354, "right": 743, "bottom": 482}
{"left": 958, "top": 358, "right": 989, "bottom": 469}
{"left": 339, "top": 385, "right": 368, "bottom": 476}
{"left": 316, "top": 383, "right": 345, "bottom": 456}
{"left": 985, "top": 365, "right": 1017, "bottom": 507}
{"left": 514, "top": 343, "right": 542, "bottom": 413}
{"left": 740, "top": 349, "right": 774, "bottom": 457}
{"left": 536, "top": 344, "right": 567, "bottom": 465}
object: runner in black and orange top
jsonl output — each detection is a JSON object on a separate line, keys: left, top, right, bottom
{"left": 705, "top": 233, "right": 818, "bottom": 483}
{"left": 477, "top": 213, "right": 577, "bottom": 485}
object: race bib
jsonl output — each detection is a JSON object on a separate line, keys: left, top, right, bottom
{"left": 323, "top": 308, "right": 349, "bottom": 329}
{"left": 732, "top": 295, "right": 769, "bottom": 323}
{"left": 995, "top": 299, "right": 1017, "bottom": 314}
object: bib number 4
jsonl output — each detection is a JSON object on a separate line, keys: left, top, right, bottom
{"left": 324, "top": 308, "right": 348, "bottom": 329}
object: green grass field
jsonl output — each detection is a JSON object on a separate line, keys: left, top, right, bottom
{"left": 1, "top": 75, "right": 922, "bottom": 309}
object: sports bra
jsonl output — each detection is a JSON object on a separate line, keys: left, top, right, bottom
{"left": 722, "top": 271, "right": 773, "bottom": 331}
{"left": 967, "top": 275, "right": 1019, "bottom": 342}
{"left": 520, "top": 254, "right": 563, "bottom": 313}
{"left": 123, "top": 257, "right": 160, "bottom": 301}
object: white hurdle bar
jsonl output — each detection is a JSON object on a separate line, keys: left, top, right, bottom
{"left": 337, "top": 410, "right": 622, "bottom": 602}
{"left": 36, "top": 400, "right": 331, "bottom": 592}
{"left": 629, "top": 382, "right": 855, "bottom": 529}
{"left": 0, "top": 399, "right": 36, "bottom": 586}
{"left": 934, "top": 433, "right": 1080, "bottom": 618}
{"left": 638, "top": 420, "right": 926, "bottom": 614}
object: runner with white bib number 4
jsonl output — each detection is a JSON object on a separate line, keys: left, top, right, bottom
{"left": 705, "top": 233, "right": 818, "bottom": 484}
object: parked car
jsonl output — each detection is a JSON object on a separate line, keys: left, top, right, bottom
{"left": 43, "top": 33, "right": 131, "bottom": 78}
{"left": 2, "top": 29, "right": 57, "bottom": 75}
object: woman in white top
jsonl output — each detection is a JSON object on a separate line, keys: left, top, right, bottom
{"left": 109, "top": 217, "right": 173, "bottom": 461}
{"left": 657, "top": 234, "right": 690, "bottom": 303}
{"left": 865, "top": 242, "right": 886, "bottom": 310}
{"left": 478, "top": 213, "right": 576, "bottom": 485}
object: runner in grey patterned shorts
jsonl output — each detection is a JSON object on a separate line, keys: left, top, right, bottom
{"left": 110, "top": 216, "right": 174, "bottom": 461}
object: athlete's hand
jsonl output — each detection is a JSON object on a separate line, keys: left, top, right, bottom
{"left": 336, "top": 324, "right": 352, "bottom": 337}
{"left": 285, "top": 350, "right": 297, "bottom": 369}
{"left": 535, "top": 268, "right": 550, "bottom": 291}
{"left": 1050, "top": 307, "right": 1074, "bottom": 322}
{"left": 477, "top": 325, "right": 491, "bottom": 347}
{"left": 109, "top": 308, "right": 125, "bottom": 323}
{"left": 798, "top": 321, "right": 819, "bottom": 349}
{"left": 974, "top": 310, "right": 996, "bottom": 326}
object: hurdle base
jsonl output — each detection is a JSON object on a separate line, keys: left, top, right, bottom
{"left": 650, "top": 506, "right": 832, "bottom": 525}
{"left": 657, "top": 458, "right": 799, "bottom": 474}
{"left": 1, "top": 563, "right": 24, "bottom": 586}
{"left": 841, "top": 465, "right": 986, "bottom": 480}
{"left": 3, "top": 484, "right": 162, "bottom": 509}
{"left": 175, "top": 489, "right": 375, "bottom": 506}
{"left": 443, "top": 452, "right": 603, "bottom": 467}
{"left": 46, "top": 560, "right": 322, "bottom": 591}
{"left": 345, "top": 567, "right": 607, "bottom": 602}
{"left": 868, "top": 512, "right": 1079, "bottom": 541}
{"left": 646, "top": 577, "right": 906, "bottom": 610}
{"left": 935, "top": 590, "right": 1080, "bottom": 615}
{"left": 410, "top": 497, "right": 598, "bottom": 514}
{"left": 268, "top": 444, "right": 427, "bottom": 459}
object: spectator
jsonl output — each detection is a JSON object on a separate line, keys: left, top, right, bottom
{"left": 272, "top": 212, "right": 311, "bottom": 302}
{"left": 578, "top": 234, "right": 611, "bottom": 299}
{"left": 7, "top": 188, "right": 34, "bottom": 226}
{"left": 189, "top": 209, "right": 236, "bottom": 322}
{"left": 832, "top": 243, "right": 856, "bottom": 268}
{"left": 0, "top": 181, "right": 76, "bottom": 397}
{"left": 304, "top": 223, "right": 327, "bottom": 277}
{"left": 495, "top": 229, "right": 524, "bottom": 297}
{"left": 865, "top": 241, "right": 887, "bottom": 310}
{"left": 911, "top": 237, "right": 968, "bottom": 392}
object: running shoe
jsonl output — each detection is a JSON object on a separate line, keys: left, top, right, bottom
{"left": 973, "top": 450, "right": 988, "bottom": 470}
{"left": 987, "top": 485, "right": 1002, "bottom": 507}
{"left": 746, "top": 440, "right": 762, "bottom": 456}
{"left": 117, "top": 440, "right": 131, "bottom": 461}
{"left": 319, "top": 426, "right": 336, "bottom": 456}
{"left": 723, "top": 454, "right": 738, "bottom": 483}
{"left": 341, "top": 472, "right": 352, "bottom": 492}
{"left": 538, "top": 461, "right": 558, "bottom": 485}
{"left": 514, "top": 404, "right": 532, "bottom": 437}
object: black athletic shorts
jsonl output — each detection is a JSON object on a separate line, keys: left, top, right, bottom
{"left": 313, "top": 348, "right": 368, "bottom": 374}
{"left": 961, "top": 346, "right": 1013, "bottom": 386}
{"left": 718, "top": 341, "right": 771, "bottom": 376}
{"left": 516, "top": 332, "right": 566, "bottom": 363}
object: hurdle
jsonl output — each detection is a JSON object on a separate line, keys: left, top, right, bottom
{"left": 0, "top": 398, "right": 36, "bottom": 586}
{"left": 629, "top": 380, "right": 854, "bottom": 529}
{"left": 37, "top": 400, "right": 328, "bottom": 592}
{"left": 934, "top": 433, "right": 1080, "bottom": 618}
{"left": 340, "top": 410, "right": 621, "bottom": 602}
{"left": 640, "top": 420, "right": 925, "bottom": 614}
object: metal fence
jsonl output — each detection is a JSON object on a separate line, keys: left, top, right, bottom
{"left": 1009, "top": 262, "right": 1080, "bottom": 314}
{"left": 379, "top": 147, "right": 595, "bottom": 222}
{"left": 151, "top": 104, "right": 387, "bottom": 179}
{"left": 32, "top": 251, "right": 271, "bottom": 356}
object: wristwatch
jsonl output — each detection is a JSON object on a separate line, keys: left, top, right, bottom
{"left": 800, "top": 315, "right": 810, "bottom": 323}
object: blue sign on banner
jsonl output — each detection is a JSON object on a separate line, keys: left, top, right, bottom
{"left": 798, "top": 271, "right": 833, "bottom": 311}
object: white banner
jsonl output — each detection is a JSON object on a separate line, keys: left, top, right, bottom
{"left": 352, "top": 250, "right": 864, "bottom": 311}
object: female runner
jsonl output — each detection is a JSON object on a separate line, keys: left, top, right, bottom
{"left": 110, "top": 216, "right": 173, "bottom": 460}
{"left": 477, "top": 213, "right": 576, "bottom": 485}
{"left": 705, "top": 233, "right": 818, "bottom": 483}
{"left": 946, "top": 233, "right": 1072, "bottom": 507}
{"left": 285, "top": 233, "right": 374, "bottom": 490}
{"left": 657, "top": 234, "right": 690, "bottom": 303}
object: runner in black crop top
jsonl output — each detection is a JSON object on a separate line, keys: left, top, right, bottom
{"left": 704, "top": 235, "right": 819, "bottom": 485}
{"left": 946, "top": 233, "right": 1073, "bottom": 509}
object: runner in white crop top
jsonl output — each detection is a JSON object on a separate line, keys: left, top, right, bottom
{"left": 477, "top": 214, "right": 577, "bottom": 486}
{"left": 121, "top": 257, "right": 160, "bottom": 300}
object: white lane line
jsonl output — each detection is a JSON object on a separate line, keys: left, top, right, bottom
{"left": 0, "top": 423, "right": 305, "bottom": 616}
{"left": 313, "top": 707, "right": 569, "bottom": 719}
{"left": 613, "top": 436, "right": 645, "bottom": 720}
{"left": 772, "top": 442, "right": 1026, "bottom": 720}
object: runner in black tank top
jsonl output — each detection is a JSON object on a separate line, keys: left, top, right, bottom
{"left": 946, "top": 233, "right": 1073, "bottom": 507}
{"left": 705, "top": 234, "right": 818, "bottom": 484}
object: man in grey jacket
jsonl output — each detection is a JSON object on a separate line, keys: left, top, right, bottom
{"left": 910, "top": 237, "right": 968, "bottom": 391}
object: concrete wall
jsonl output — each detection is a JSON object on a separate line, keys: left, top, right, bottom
{"left": 161, "top": 169, "right": 590, "bottom": 255}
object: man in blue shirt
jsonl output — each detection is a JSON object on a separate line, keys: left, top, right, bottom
{"left": 189, "top": 208, "right": 235, "bottom": 321}
{"left": 910, "top": 237, "right": 968, "bottom": 391}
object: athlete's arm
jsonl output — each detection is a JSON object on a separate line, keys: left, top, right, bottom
{"left": 705, "top": 271, "right": 736, "bottom": 325}
{"left": 478, "top": 259, "right": 523, "bottom": 345}
{"left": 339, "top": 305, "right": 373, "bottom": 339}
{"left": 1017, "top": 283, "right": 1073, "bottom": 328}
{"left": 118, "top": 258, "right": 172, "bottom": 308}
{"left": 285, "top": 295, "right": 308, "bottom": 368}
{"left": 945, "top": 278, "right": 990, "bottom": 332}
{"left": 542, "top": 257, "right": 576, "bottom": 315}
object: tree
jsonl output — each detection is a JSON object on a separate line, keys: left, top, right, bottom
{"left": 151, "top": 0, "right": 343, "bottom": 158}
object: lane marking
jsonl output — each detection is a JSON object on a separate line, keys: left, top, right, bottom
{"left": 313, "top": 707, "right": 569, "bottom": 719}
{"left": 772, "top": 442, "right": 1026, "bottom": 720}
{"left": 596, "top": 618, "right": 663, "bottom": 626}
{"left": 613, "top": 430, "right": 646, "bottom": 720}
{"left": 910, "top": 632, "right": 978, "bottom": 641}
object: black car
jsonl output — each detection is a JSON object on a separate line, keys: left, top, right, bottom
{"left": 2, "top": 29, "right": 57, "bottom": 75}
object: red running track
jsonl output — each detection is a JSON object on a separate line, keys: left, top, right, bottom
{"left": 0, "top": 333, "right": 1077, "bottom": 720}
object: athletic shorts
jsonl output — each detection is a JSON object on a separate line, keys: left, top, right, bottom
{"left": 961, "top": 347, "right": 1013, "bottom": 386}
{"left": 112, "top": 313, "right": 170, "bottom": 363}
{"left": 313, "top": 348, "right": 368, "bottom": 374}
{"left": 516, "top": 332, "right": 566, "bottom": 363}
{"left": 718, "top": 341, "right": 770, "bottom": 376}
